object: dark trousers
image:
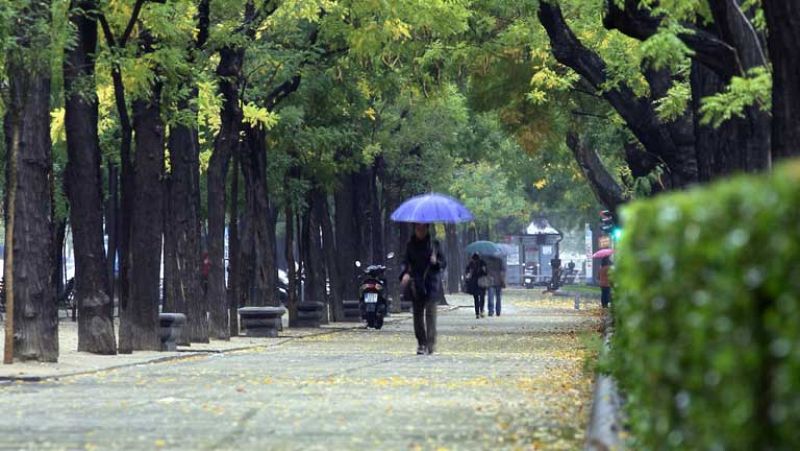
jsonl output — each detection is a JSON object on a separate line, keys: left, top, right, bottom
{"left": 473, "top": 291, "right": 485, "bottom": 316}
{"left": 412, "top": 295, "right": 437, "bottom": 349}
{"left": 601, "top": 287, "right": 612, "bottom": 308}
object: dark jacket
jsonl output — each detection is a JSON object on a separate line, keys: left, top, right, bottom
{"left": 465, "top": 258, "right": 488, "bottom": 294}
{"left": 401, "top": 234, "right": 446, "bottom": 300}
{"left": 485, "top": 256, "right": 506, "bottom": 288}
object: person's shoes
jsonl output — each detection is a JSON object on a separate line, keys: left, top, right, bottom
{"left": 488, "top": 312, "right": 494, "bottom": 317}
{"left": 476, "top": 314, "right": 480, "bottom": 319}
{"left": 480, "top": 311, "right": 486, "bottom": 318}
{"left": 426, "top": 345, "right": 435, "bottom": 355}
{"left": 417, "top": 345, "right": 426, "bottom": 355}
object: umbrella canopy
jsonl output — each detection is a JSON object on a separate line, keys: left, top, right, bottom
{"left": 390, "top": 192, "right": 473, "bottom": 224}
{"left": 465, "top": 240, "right": 504, "bottom": 257}
{"left": 592, "top": 248, "right": 614, "bottom": 258}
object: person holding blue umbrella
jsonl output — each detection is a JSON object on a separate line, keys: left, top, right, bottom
{"left": 400, "top": 223, "right": 446, "bottom": 355}
{"left": 392, "top": 193, "right": 472, "bottom": 355}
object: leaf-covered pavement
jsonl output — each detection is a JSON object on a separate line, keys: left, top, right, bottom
{"left": 0, "top": 290, "right": 602, "bottom": 450}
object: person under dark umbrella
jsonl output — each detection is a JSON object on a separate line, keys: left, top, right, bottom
{"left": 465, "top": 253, "right": 488, "bottom": 319}
{"left": 599, "top": 256, "right": 613, "bottom": 308}
{"left": 400, "top": 223, "right": 446, "bottom": 355}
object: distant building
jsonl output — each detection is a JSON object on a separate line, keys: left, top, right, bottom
{"left": 499, "top": 218, "right": 562, "bottom": 287}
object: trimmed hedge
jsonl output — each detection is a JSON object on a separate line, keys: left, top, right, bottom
{"left": 612, "top": 161, "right": 800, "bottom": 450}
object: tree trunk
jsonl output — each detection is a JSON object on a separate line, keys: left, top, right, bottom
{"left": 334, "top": 173, "right": 361, "bottom": 301}
{"left": 317, "top": 190, "right": 343, "bottom": 321}
{"left": 166, "top": 102, "right": 205, "bottom": 343}
{"left": 54, "top": 219, "right": 67, "bottom": 307}
{"left": 206, "top": 47, "right": 244, "bottom": 338}
{"left": 228, "top": 150, "right": 241, "bottom": 336}
{"left": 285, "top": 203, "right": 299, "bottom": 326}
{"left": 538, "top": 2, "right": 699, "bottom": 188}
{"left": 240, "top": 125, "right": 277, "bottom": 308}
{"left": 105, "top": 162, "right": 118, "bottom": 301}
{"left": 445, "top": 224, "right": 459, "bottom": 294}
{"left": 303, "top": 191, "right": 327, "bottom": 321}
{"left": 566, "top": 132, "right": 627, "bottom": 212}
{"left": 763, "top": 0, "right": 800, "bottom": 160}
{"left": 382, "top": 178, "right": 405, "bottom": 313}
{"left": 370, "top": 163, "right": 384, "bottom": 263}
{"left": 122, "top": 85, "right": 164, "bottom": 351}
{"left": 3, "top": 2, "right": 58, "bottom": 360}
{"left": 64, "top": 0, "right": 117, "bottom": 354}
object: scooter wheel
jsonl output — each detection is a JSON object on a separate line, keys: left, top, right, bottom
{"left": 375, "top": 315, "right": 384, "bottom": 330}
{"left": 366, "top": 312, "right": 376, "bottom": 329}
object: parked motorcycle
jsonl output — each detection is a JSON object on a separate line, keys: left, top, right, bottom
{"left": 356, "top": 253, "right": 394, "bottom": 329}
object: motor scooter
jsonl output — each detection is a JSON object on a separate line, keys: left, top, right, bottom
{"left": 355, "top": 253, "right": 394, "bottom": 329}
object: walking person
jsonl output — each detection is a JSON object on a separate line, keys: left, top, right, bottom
{"left": 486, "top": 256, "right": 506, "bottom": 317}
{"left": 400, "top": 223, "right": 446, "bottom": 355}
{"left": 599, "top": 256, "right": 613, "bottom": 308}
{"left": 465, "top": 253, "right": 488, "bottom": 319}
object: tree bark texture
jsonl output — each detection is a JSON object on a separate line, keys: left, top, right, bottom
{"left": 566, "top": 132, "right": 627, "bottom": 212}
{"left": 334, "top": 173, "right": 361, "bottom": 301}
{"left": 64, "top": 0, "right": 117, "bottom": 354}
{"left": 285, "top": 203, "right": 299, "bottom": 326}
{"left": 206, "top": 46, "right": 244, "bottom": 338}
{"left": 317, "top": 190, "right": 343, "bottom": 321}
{"left": 302, "top": 191, "right": 327, "bottom": 322}
{"left": 763, "top": 0, "right": 800, "bottom": 159}
{"left": 603, "top": 0, "right": 771, "bottom": 177}
{"left": 239, "top": 125, "right": 277, "bottom": 308}
{"left": 538, "top": 2, "right": 698, "bottom": 189}
{"left": 382, "top": 176, "right": 405, "bottom": 314}
{"left": 105, "top": 162, "right": 118, "bottom": 300}
{"left": 227, "top": 151, "right": 241, "bottom": 336}
{"left": 166, "top": 105, "right": 205, "bottom": 343}
{"left": 3, "top": 3, "right": 59, "bottom": 361}
{"left": 121, "top": 87, "right": 165, "bottom": 351}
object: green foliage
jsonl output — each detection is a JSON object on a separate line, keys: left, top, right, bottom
{"left": 700, "top": 66, "right": 772, "bottom": 127}
{"left": 612, "top": 161, "right": 800, "bottom": 449}
{"left": 654, "top": 79, "right": 691, "bottom": 122}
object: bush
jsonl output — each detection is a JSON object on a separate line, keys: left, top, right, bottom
{"left": 612, "top": 161, "right": 800, "bottom": 450}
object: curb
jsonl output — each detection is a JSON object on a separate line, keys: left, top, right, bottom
{"left": 585, "top": 315, "right": 625, "bottom": 451}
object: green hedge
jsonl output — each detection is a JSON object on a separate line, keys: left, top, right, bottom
{"left": 612, "top": 161, "right": 800, "bottom": 450}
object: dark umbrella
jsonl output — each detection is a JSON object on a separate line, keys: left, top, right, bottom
{"left": 465, "top": 240, "right": 504, "bottom": 257}
{"left": 390, "top": 192, "right": 473, "bottom": 224}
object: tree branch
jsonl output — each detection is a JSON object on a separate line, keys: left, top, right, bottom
{"left": 603, "top": 0, "right": 753, "bottom": 80}
{"left": 566, "top": 132, "right": 627, "bottom": 212}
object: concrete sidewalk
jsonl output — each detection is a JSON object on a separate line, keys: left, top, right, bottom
{"left": 0, "top": 308, "right": 421, "bottom": 381}
{"left": 0, "top": 290, "right": 602, "bottom": 450}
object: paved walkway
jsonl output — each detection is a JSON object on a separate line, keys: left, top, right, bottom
{"left": 0, "top": 290, "right": 602, "bottom": 450}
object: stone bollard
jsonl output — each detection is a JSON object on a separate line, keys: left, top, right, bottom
{"left": 341, "top": 300, "right": 362, "bottom": 322}
{"left": 159, "top": 313, "right": 188, "bottom": 352}
{"left": 293, "top": 301, "right": 325, "bottom": 328}
{"left": 238, "top": 306, "right": 286, "bottom": 338}
{"left": 574, "top": 294, "right": 581, "bottom": 310}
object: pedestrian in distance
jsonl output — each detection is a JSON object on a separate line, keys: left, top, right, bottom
{"left": 599, "top": 256, "right": 613, "bottom": 308}
{"left": 465, "top": 253, "right": 488, "bottom": 319}
{"left": 400, "top": 223, "right": 446, "bottom": 355}
{"left": 486, "top": 256, "right": 506, "bottom": 317}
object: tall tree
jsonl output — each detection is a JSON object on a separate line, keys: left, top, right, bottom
{"left": 164, "top": 0, "right": 209, "bottom": 343}
{"left": 63, "top": 0, "right": 117, "bottom": 354}
{"left": 98, "top": 0, "right": 149, "bottom": 354}
{"left": 120, "top": 28, "right": 165, "bottom": 351}
{"left": 3, "top": 0, "right": 58, "bottom": 361}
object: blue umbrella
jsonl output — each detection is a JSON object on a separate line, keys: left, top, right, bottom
{"left": 390, "top": 192, "right": 473, "bottom": 224}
